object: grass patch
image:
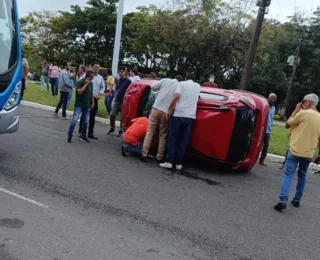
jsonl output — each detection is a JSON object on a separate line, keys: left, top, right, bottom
{"left": 24, "top": 82, "right": 108, "bottom": 118}
{"left": 268, "top": 125, "right": 289, "bottom": 156}
{"left": 24, "top": 82, "right": 289, "bottom": 156}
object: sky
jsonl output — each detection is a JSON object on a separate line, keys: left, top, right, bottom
{"left": 17, "top": 0, "right": 319, "bottom": 22}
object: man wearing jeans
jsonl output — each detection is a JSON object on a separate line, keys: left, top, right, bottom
{"left": 53, "top": 63, "right": 73, "bottom": 119}
{"left": 141, "top": 75, "right": 183, "bottom": 162}
{"left": 41, "top": 60, "right": 50, "bottom": 92}
{"left": 259, "top": 93, "right": 277, "bottom": 166}
{"left": 79, "top": 62, "right": 105, "bottom": 139}
{"left": 160, "top": 74, "right": 201, "bottom": 170}
{"left": 107, "top": 66, "right": 131, "bottom": 137}
{"left": 67, "top": 70, "right": 95, "bottom": 143}
{"left": 122, "top": 117, "right": 148, "bottom": 157}
{"left": 274, "top": 94, "right": 320, "bottom": 211}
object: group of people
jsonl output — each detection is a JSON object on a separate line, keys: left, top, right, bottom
{"left": 122, "top": 74, "right": 201, "bottom": 170}
{"left": 258, "top": 92, "right": 320, "bottom": 212}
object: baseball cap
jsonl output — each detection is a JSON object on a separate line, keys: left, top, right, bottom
{"left": 303, "top": 94, "right": 319, "bottom": 106}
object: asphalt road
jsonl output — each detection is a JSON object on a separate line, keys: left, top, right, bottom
{"left": 1, "top": 106, "right": 320, "bottom": 260}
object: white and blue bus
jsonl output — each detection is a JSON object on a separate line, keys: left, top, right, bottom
{"left": 0, "top": 0, "right": 22, "bottom": 134}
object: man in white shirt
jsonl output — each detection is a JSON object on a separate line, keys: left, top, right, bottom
{"left": 79, "top": 62, "right": 105, "bottom": 139}
{"left": 160, "top": 74, "right": 201, "bottom": 170}
{"left": 129, "top": 69, "right": 141, "bottom": 83}
{"left": 141, "top": 75, "right": 183, "bottom": 162}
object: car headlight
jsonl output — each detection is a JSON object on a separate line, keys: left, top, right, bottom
{"left": 4, "top": 81, "right": 21, "bottom": 111}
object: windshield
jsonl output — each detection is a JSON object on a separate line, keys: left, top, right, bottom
{"left": 0, "top": 0, "right": 17, "bottom": 74}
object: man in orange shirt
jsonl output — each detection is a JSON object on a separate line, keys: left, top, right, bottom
{"left": 122, "top": 117, "right": 149, "bottom": 156}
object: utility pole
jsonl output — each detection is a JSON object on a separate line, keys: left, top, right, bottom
{"left": 239, "top": 0, "right": 271, "bottom": 90}
{"left": 112, "top": 0, "right": 125, "bottom": 78}
{"left": 284, "top": 37, "right": 302, "bottom": 119}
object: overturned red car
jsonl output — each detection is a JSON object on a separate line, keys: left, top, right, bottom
{"left": 122, "top": 80, "right": 269, "bottom": 172}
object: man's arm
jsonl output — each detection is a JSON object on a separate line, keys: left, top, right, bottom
{"left": 77, "top": 80, "right": 90, "bottom": 95}
{"left": 167, "top": 93, "right": 181, "bottom": 115}
{"left": 150, "top": 80, "right": 162, "bottom": 91}
{"left": 286, "top": 109, "right": 304, "bottom": 129}
{"left": 63, "top": 71, "right": 73, "bottom": 88}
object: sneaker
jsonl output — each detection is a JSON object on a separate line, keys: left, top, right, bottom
{"left": 62, "top": 116, "right": 69, "bottom": 120}
{"left": 259, "top": 160, "right": 267, "bottom": 166}
{"left": 140, "top": 155, "right": 147, "bottom": 162}
{"left": 67, "top": 136, "right": 72, "bottom": 143}
{"left": 117, "top": 130, "right": 123, "bottom": 138}
{"left": 53, "top": 113, "right": 58, "bottom": 118}
{"left": 88, "top": 135, "right": 98, "bottom": 140}
{"left": 176, "top": 164, "right": 183, "bottom": 170}
{"left": 78, "top": 133, "right": 82, "bottom": 138}
{"left": 274, "top": 202, "right": 287, "bottom": 212}
{"left": 291, "top": 200, "right": 300, "bottom": 208}
{"left": 121, "top": 145, "right": 129, "bottom": 157}
{"left": 80, "top": 136, "right": 90, "bottom": 143}
{"left": 159, "top": 162, "right": 173, "bottom": 169}
{"left": 107, "top": 128, "right": 115, "bottom": 135}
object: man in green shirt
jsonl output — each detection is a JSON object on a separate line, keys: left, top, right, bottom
{"left": 67, "top": 70, "right": 95, "bottom": 143}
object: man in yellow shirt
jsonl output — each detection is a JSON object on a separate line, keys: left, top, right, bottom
{"left": 274, "top": 94, "right": 320, "bottom": 211}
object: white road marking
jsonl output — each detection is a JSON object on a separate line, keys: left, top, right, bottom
{"left": 0, "top": 187, "right": 49, "bottom": 208}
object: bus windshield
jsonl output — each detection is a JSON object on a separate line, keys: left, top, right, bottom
{"left": 0, "top": 0, "right": 17, "bottom": 74}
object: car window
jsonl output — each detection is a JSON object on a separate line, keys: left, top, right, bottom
{"left": 199, "top": 92, "right": 228, "bottom": 101}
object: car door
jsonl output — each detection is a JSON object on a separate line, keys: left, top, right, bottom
{"left": 121, "top": 82, "right": 150, "bottom": 131}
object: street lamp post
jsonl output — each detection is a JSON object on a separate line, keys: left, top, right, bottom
{"left": 112, "top": 0, "right": 125, "bottom": 78}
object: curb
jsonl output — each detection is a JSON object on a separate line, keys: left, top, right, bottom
{"left": 21, "top": 101, "right": 121, "bottom": 127}
{"left": 21, "top": 101, "right": 320, "bottom": 172}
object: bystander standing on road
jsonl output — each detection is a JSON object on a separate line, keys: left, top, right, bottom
{"left": 129, "top": 69, "right": 141, "bottom": 83}
{"left": 21, "top": 54, "right": 29, "bottom": 100}
{"left": 104, "top": 69, "right": 115, "bottom": 119}
{"left": 141, "top": 76, "right": 183, "bottom": 162}
{"left": 53, "top": 62, "right": 74, "bottom": 120}
{"left": 122, "top": 117, "right": 149, "bottom": 157}
{"left": 41, "top": 60, "right": 50, "bottom": 92}
{"left": 79, "top": 62, "right": 105, "bottom": 139}
{"left": 259, "top": 93, "right": 277, "bottom": 166}
{"left": 49, "top": 62, "right": 61, "bottom": 96}
{"left": 67, "top": 70, "right": 95, "bottom": 143}
{"left": 107, "top": 66, "right": 131, "bottom": 137}
{"left": 160, "top": 74, "right": 200, "bottom": 170}
{"left": 274, "top": 94, "right": 320, "bottom": 212}
{"left": 202, "top": 75, "right": 219, "bottom": 88}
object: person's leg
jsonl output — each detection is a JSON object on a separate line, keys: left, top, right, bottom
{"left": 165, "top": 117, "right": 181, "bottom": 164}
{"left": 88, "top": 98, "right": 98, "bottom": 137}
{"left": 259, "top": 133, "right": 271, "bottom": 164}
{"left": 21, "top": 78, "right": 26, "bottom": 100}
{"left": 67, "top": 91, "right": 72, "bottom": 106}
{"left": 126, "top": 143, "right": 143, "bottom": 156}
{"left": 41, "top": 76, "right": 45, "bottom": 91}
{"left": 157, "top": 111, "right": 169, "bottom": 161}
{"left": 68, "top": 107, "right": 82, "bottom": 138}
{"left": 108, "top": 103, "right": 120, "bottom": 134}
{"left": 118, "top": 104, "right": 123, "bottom": 135}
{"left": 107, "top": 91, "right": 115, "bottom": 115}
{"left": 51, "top": 78, "right": 55, "bottom": 96}
{"left": 142, "top": 109, "right": 160, "bottom": 158}
{"left": 293, "top": 157, "right": 312, "bottom": 203}
{"left": 279, "top": 151, "right": 299, "bottom": 203}
{"left": 46, "top": 76, "right": 50, "bottom": 91}
{"left": 55, "top": 78, "right": 59, "bottom": 96}
{"left": 81, "top": 107, "right": 90, "bottom": 138}
{"left": 61, "top": 91, "right": 69, "bottom": 118}
{"left": 176, "top": 118, "right": 193, "bottom": 166}
{"left": 54, "top": 91, "right": 64, "bottom": 114}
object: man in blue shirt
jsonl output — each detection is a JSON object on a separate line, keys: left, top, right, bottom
{"left": 107, "top": 66, "right": 132, "bottom": 137}
{"left": 259, "top": 93, "right": 277, "bottom": 166}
